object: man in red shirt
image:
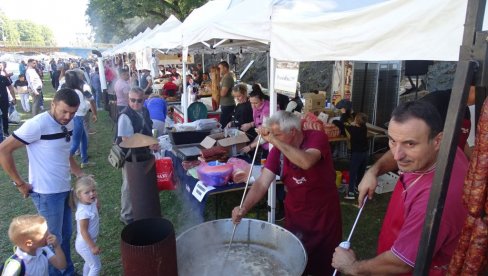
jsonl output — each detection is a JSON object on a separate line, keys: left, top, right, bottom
{"left": 332, "top": 100, "right": 468, "bottom": 275}
{"left": 232, "top": 110, "right": 342, "bottom": 275}
{"left": 104, "top": 60, "right": 115, "bottom": 85}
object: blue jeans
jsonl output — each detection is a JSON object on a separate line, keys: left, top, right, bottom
{"left": 31, "top": 191, "right": 74, "bottom": 276}
{"left": 93, "top": 89, "right": 101, "bottom": 109}
{"left": 70, "top": 116, "right": 88, "bottom": 164}
{"left": 349, "top": 151, "right": 368, "bottom": 193}
{"left": 40, "top": 90, "right": 44, "bottom": 107}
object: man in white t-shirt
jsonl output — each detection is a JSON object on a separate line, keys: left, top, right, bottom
{"left": 25, "top": 59, "right": 43, "bottom": 116}
{"left": 0, "top": 88, "right": 85, "bottom": 276}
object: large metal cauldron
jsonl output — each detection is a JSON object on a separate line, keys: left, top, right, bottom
{"left": 176, "top": 219, "right": 307, "bottom": 276}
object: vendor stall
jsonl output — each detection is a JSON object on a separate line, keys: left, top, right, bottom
{"left": 166, "top": 150, "right": 273, "bottom": 220}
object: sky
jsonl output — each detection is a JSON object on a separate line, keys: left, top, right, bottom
{"left": 0, "top": 0, "right": 92, "bottom": 46}
{"left": 0, "top": 0, "right": 487, "bottom": 47}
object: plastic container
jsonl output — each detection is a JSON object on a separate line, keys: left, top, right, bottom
{"left": 197, "top": 161, "right": 233, "bottom": 186}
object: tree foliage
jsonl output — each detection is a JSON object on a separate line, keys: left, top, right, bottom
{"left": 86, "top": 0, "right": 207, "bottom": 43}
{"left": 0, "top": 11, "right": 55, "bottom": 46}
{"left": 0, "top": 12, "right": 19, "bottom": 42}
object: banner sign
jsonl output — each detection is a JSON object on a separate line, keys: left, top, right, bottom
{"left": 155, "top": 53, "right": 194, "bottom": 65}
{"left": 331, "top": 61, "right": 354, "bottom": 105}
{"left": 275, "top": 61, "right": 299, "bottom": 98}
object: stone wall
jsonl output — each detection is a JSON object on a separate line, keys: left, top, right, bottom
{"left": 425, "top": 61, "right": 457, "bottom": 91}
{"left": 195, "top": 53, "right": 457, "bottom": 95}
{"left": 194, "top": 53, "right": 334, "bottom": 93}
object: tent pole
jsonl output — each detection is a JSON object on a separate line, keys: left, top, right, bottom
{"left": 360, "top": 62, "right": 368, "bottom": 112}
{"left": 341, "top": 61, "right": 345, "bottom": 97}
{"left": 201, "top": 53, "right": 205, "bottom": 73}
{"left": 97, "top": 57, "right": 107, "bottom": 91}
{"left": 267, "top": 57, "right": 277, "bottom": 224}
{"left": 267, "top": 51, "right": 270, "bottom": 89}
{"left": 414, "top": 0, "right": 487, "bottom": 273}
{"left": 182, "top": 48, "right": 189, "bottom": 123}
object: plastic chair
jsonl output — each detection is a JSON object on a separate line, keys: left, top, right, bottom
{"left": 188, "top": 102, "right": 208, "bottom": 122}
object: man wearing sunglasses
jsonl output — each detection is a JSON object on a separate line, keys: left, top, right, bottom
{"left": 0, "top": 88, "right": 85, "bottom": 276}
{"left": 116, "top": 87, "right": 159, "bottom": 225}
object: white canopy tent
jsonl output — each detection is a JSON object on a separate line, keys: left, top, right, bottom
{"left": 103, "top": 38, "right": 130, "bottom": 56}
{"left": 134, "top": 15, "right": 183, "bottom": 52}
{"left": 182, "top": 0, "right": 270, "bottom": 53}
{"left": 270, "top": 0, "right": 468, "bottom": 61}
{"left": 113, "top": 27, "right": 153, "bottom": 55}
{"left": 123, "top": 24, "right": 162, "bottom": 53}
{"left": 181, "top": 0, "right": 235, "bottom": 49}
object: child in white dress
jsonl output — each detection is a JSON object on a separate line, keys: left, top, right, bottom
{"left": 74, "top": 176, "right": 101, "bottom": 276}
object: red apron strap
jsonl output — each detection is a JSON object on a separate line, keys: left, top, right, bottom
{"left": 377, "top": 178, "right": 447, "bottom": 275}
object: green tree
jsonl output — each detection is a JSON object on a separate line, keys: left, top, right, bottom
{"left": 86, "top": 0, "right": 207, "bottom": 43}
{"left": 39, "top": 25, "right": 55, "bottom": 46}
{"left": 14, "top": 20, "right": 45, "bottom": 45}
{"left": 0, "top": 12, "right": 20, "bottom": 42}
{"left": 11, "top": 20, "right": 55, "bottom": 46}
{"left": 0, "top": 11, "right": 55, "bottom": 46}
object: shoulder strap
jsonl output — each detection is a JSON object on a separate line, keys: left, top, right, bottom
{"left": 1, "top": 254, "right": 25, "bottom": 276}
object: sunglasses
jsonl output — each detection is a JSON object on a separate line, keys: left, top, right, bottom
{"left": 61, "top": 126, "right": 71, "bottom": 142}
{"left": 130, "top": 98, "right": 143, "bottom": 103}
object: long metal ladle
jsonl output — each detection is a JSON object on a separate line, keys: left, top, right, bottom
{"left": 332, "top": 197, "right": 368, "bottom": 276}
{"left": 223, "top": 135, "right": 262, "bottom": 263}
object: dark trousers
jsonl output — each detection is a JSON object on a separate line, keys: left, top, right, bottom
{"left": 0, "top": 101, "right": 9, "bottom": 135}
{"left": 349, "top": 151, "right": 368, "bottom": 193}
{"left": 220, "top": 105, "right": 235, "bottom": 129}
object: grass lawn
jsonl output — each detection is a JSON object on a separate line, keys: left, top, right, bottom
{"left": 0, "top": 75, "right": 390, "bottom": 274}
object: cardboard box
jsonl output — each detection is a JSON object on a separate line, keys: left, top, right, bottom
{"left": 200, "top": 130, "right": 250, "bottom": 155}
{"left": 375, "top": 172, "right": 399, "bottom": 194}
{"left": 304, "top": 93, "right": 326, "bottom": 112}
{"left": 303, "top": 107, "right": 324, "bottom": 114}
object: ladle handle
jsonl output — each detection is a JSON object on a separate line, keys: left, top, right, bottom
{"left": 332, "top": 198, "right": 367, "bottom": 276}
{"left": 238, "top": 134, "right": 262, "bottom": 208}
{"left": 226, "top": 135, "right": 262, "bottom": 258}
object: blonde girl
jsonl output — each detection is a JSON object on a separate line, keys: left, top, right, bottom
{"left": 74, "top": 176, "right": 101, "bottom": 276}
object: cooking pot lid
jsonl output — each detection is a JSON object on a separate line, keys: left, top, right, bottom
{"left": 120, "top": 133, "right": 159, "bottom": 148}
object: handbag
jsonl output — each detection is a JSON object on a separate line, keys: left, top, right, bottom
{"left": 8, "top": 107, "right": 21, "bottom": 124}
{"left": 108, "top": 144, "right": 127, "bottom": 169}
